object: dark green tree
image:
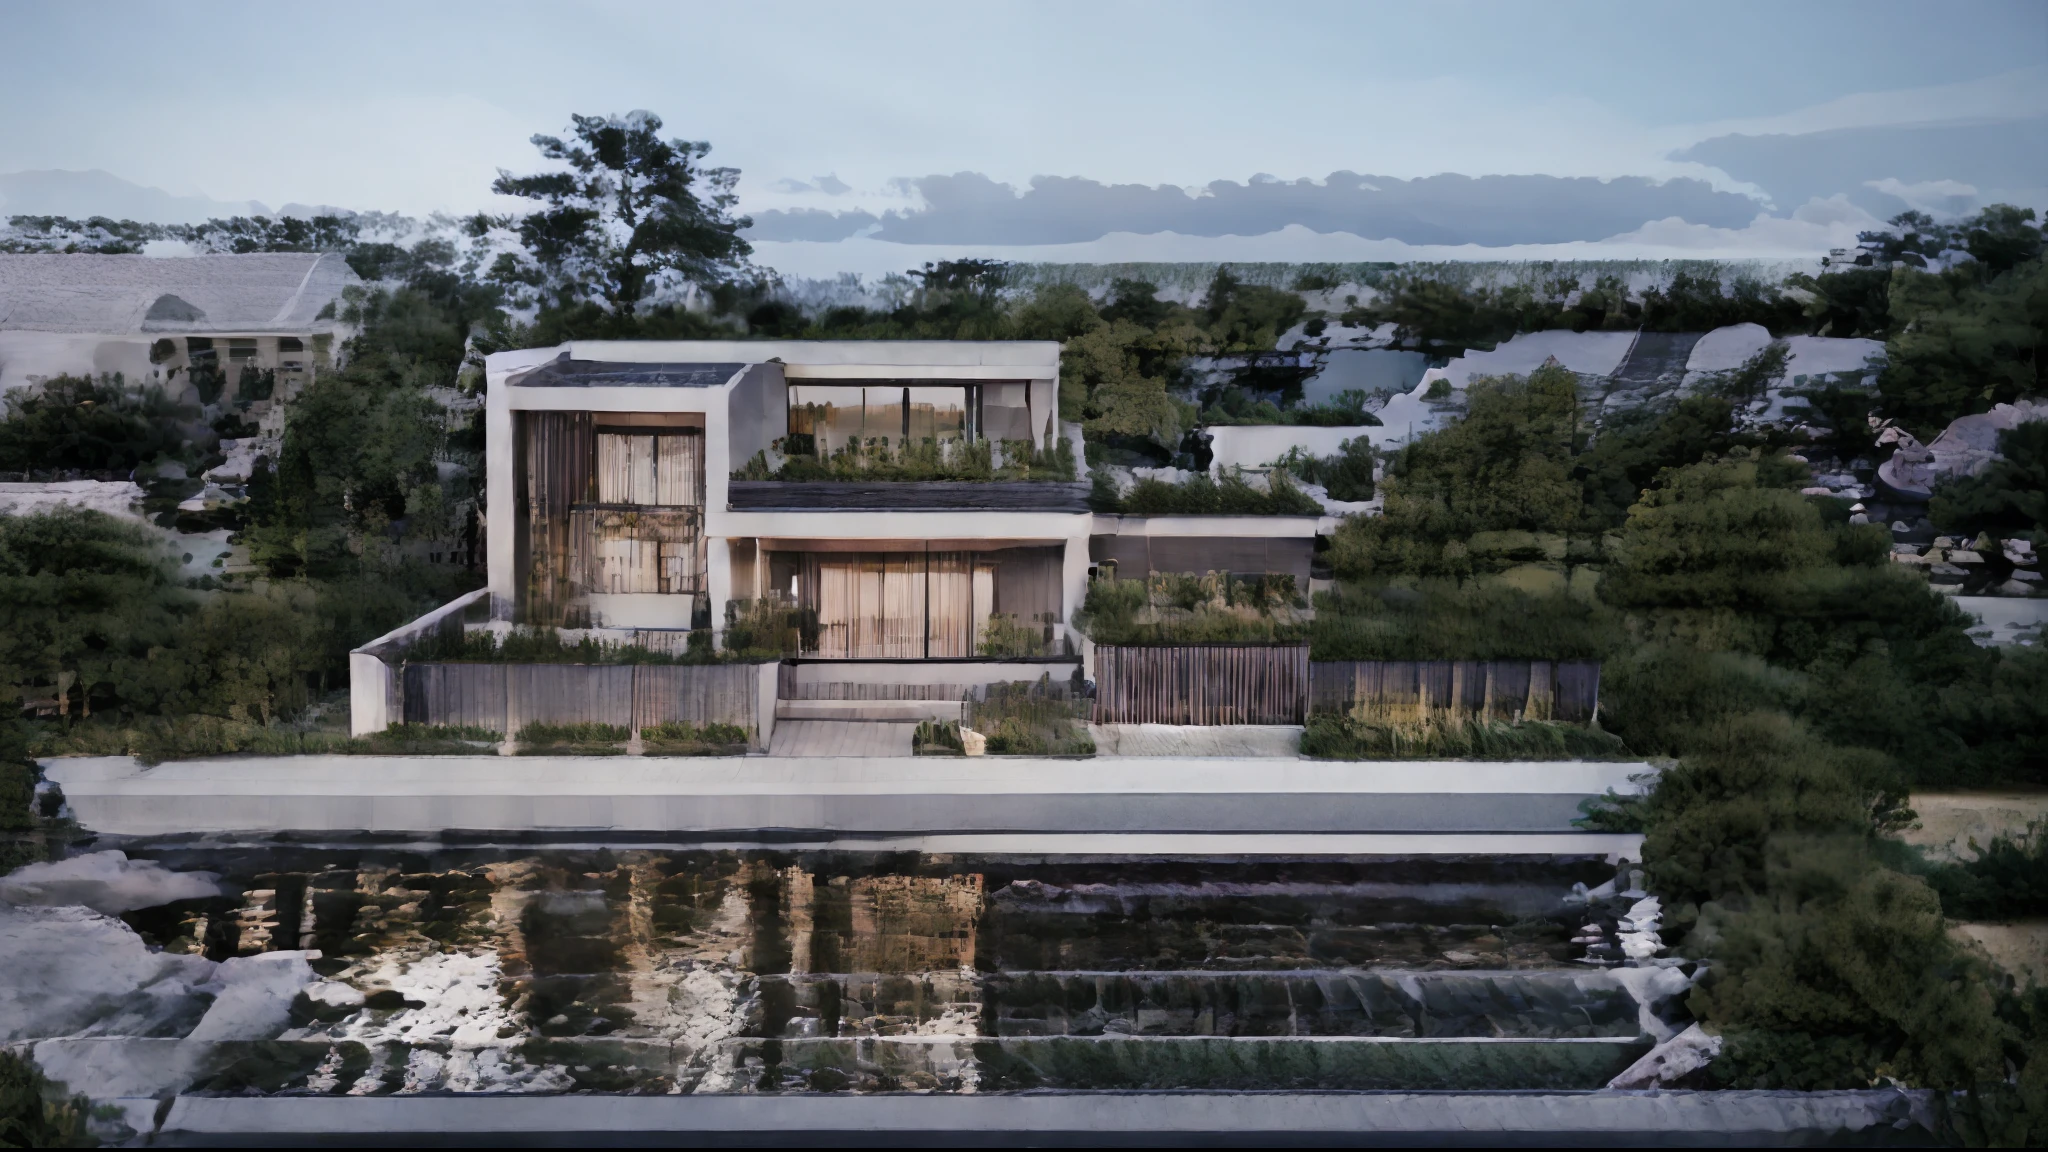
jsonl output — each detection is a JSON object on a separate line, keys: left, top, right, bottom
{"left": 479, "top": 110, "right": 752, "bottom": 312}
{"left": 1930, "top": 421, "right": 2048, "bottom": 538}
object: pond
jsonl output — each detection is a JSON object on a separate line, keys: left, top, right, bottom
{"left": 7, "top": 845, "right": 1685, "bottom": 1098}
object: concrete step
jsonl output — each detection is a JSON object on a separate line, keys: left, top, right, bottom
{"left": 777, "top": 699, "right": 963, "bottom": 722}
{"left": 767, "top": 720, "right": 917, "bottom": 757}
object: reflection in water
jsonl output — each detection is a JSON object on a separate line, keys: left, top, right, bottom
{"left": 15, "top": 848, "right": 1677, "bottom": 1097}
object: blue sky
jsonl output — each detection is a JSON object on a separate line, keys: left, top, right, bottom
{"left": 3, "top": 1, "right": 2044, "bottom": 270}
{"left": 1, "top": 0, "right": 2038, "bottom": 209}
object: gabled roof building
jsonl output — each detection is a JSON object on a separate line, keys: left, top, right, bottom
{"left": 0, "top": 252, "right": 358, "bottom": 398}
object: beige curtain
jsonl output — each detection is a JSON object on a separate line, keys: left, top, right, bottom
{"left": 796, "top": 547, "right": 1062, "bottom": 658}
{"left": 926, "top": 552, "right": 972, "bottom": 657}
{"left": 598, "top": 432, "right": 702, "bottom": 506}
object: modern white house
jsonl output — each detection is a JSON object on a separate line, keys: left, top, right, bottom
{"left": 482, "top": 340, "right": 1327, "bottom": 651}
{"left": 351, "top": 340, "right": 1334, "bottom": 739}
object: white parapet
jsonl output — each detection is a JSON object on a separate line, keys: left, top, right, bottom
{"left": 347, "top": 588, "right": 489, "bottom": 736}
{"left": 43, "top": 754, "right": 1657, "bottom": 839}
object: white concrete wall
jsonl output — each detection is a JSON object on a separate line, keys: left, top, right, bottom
{"left": 348, "top": 588, "right": 488, "bottom": 735}
{"left": 156, "top": 1090, "right": 1938, "bottom": 1144}
{"left": 559, "top": 338, "right": 1061, "bottom": 374}
{"left": 484, "top": 341, "right": 1081, "bottom": 634}
{"left": 755, "top": 660, "right": 780, "bottom": 750}
{"left": 348, "top": 651, "right": 395, "bottom": 737}
{"left": 45, "top": 754, "right": 1658, "bottom": 837}
{"left": 724, "top": 362, "right": 787, "bottom": 470}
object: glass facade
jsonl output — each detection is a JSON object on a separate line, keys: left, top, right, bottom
{"left": 786, "top": 382, "right": 1034, "bottom": 457}
{"left": 765, "top": 546, "right": 1063, "bottom": 658}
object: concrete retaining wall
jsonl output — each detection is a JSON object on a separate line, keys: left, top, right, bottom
{"left": 154, "top": 1089, "right": 1934, "bottom": 1145}
{"left": 43, "top": 755, "right": 1652, "bottom": 838}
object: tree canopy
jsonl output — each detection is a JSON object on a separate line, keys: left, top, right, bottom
{"left": 479, "top": 110, "right": 753, "bottom": 313}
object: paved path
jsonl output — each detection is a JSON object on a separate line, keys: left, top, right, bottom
{"left": 769, "top": 719, "right": 917, "bottom": 757}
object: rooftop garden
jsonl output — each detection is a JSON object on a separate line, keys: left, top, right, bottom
{"left": 733, "top": 434, "right": 1076, "bottom": 483}
{"left": 1076, "top": 570, "right": 1309, "bottom": 646}
{"left": 1088, "top": 468, "right": 1325, "bottom": 516}
{"left": 1271, "top": 437, "right": 1376, "bottom": 502}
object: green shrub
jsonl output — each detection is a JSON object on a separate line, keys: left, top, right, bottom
{"left": 740, "top": 434, "right": 1077, "bottom": 483}
{"left": 1301, "top": 714, "right": 1629, "bottom": 760}
{"left": 1310, "top": 581, "right": 1618, "bottom": 661}
{"left": 639, "top": 721, "right": 749, "bottom": 755}
{"left": 913, "top": 719, "right": 963, "bottom": 756}
{"left": 1273, "top": 436, "right": 1375, "bottom": 502}
{"left": 1108, "top": 470, "right": 1324, "bottom": 516}
{"left": 977, "top": 613, "right": 1047, "bottom": 657}
{"left": 0, "top": 1050, "right": 93, "bottom": 1149}
{"left": 514, "top": 722, "right": 629, "bottom": 754}
{"left": 722, "top": 598, "right": 814, "bottom": 657}
{"left": 0, "top": 373, "right": 196, "bottom": 473}
{"left": 1077, "top": 572, "right": 1308, "bottom": 646}
{"left": 351, "top": 724, "right": 499, "bottom": 755}
{"left": 965, "top": 676, "right": 1094, "bottom": 756}
{"left": 1921, "top": 823, "right": 2048, "bottom": 920}
{"left": 1689, "top": 835, "right": 2004, "bottom": 1092}
{"left": 401, "top": 626, "right": 741, "bottom": 665}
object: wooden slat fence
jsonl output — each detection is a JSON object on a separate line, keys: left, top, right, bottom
{"left": 1093, "top": 644, "right": 1309, "bottom": 725}
{"left": 1308, "top": 660, "right": 1600, "bottom": 723}
{"left": 402, "top": 662, "right": 766, "bottom": 745}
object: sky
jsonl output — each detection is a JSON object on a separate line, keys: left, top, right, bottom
{"left": 3, "top": 0, "right": 2045, "bottom": 272}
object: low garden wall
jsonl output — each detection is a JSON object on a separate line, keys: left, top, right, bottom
{"left": 1092, "top": 644, "right": 1310, "bottom": 725}
{"left": 1091, "top": 650, "right": 1601, "bottom": 728}
{"left": 396, "top": 661, "right": 779, "bottom": 750}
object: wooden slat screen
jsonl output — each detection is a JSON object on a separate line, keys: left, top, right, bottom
{"left": 401, "top": 661, "right": 765, "bottom": 745}
{"left": 1307, "top": 660, "right": 1600, "bottom": 723}
{"left": 1092, "top": 644, "right": 1309, "bottom": 725}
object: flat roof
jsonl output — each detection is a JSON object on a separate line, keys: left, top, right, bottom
{"left": 506, "top": 358, "right": 746, "bottom": 388}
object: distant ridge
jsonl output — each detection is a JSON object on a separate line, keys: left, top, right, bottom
{"left": 0, "top": 169, "right": 355, "bottom": 225}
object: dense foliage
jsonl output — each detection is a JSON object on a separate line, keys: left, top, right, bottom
{"left": 0, "top": 373, "right": 196, "bottom": 474}
{"left": 475, "top": 110, "right": 754, "bottom": 313}
{"left": 1093, "top": 469, "right": 1324, "bottom": 516}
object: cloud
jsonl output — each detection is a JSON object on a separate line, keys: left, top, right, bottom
{"left": 747, "top": 198, "right": 1879, "bottom": 283}
{"left": 746, "top": 170, "right": 1762, "bottom": 248}
{"left": 768, "top": 174, "right": 851, "bottom": 196}
{"left": 1864, "top": 178, "right": 1981, "bottom": 217}
{"left": 1676, "top": 116, "right": 2048, "bottom": 219}
{"left": 1674, "top": 64, "right": 2048, "bottom": 143}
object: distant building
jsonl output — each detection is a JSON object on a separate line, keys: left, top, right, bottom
{"left": 0, "top": 252, "right": 358, "bottom": 401}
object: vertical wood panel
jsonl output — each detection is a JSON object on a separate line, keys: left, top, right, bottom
{"left": 1093, "top": 645, "right": 1308, "bottom": 725}
{"left": 1307, "top": 660, "right": 1602, "bottom": 722}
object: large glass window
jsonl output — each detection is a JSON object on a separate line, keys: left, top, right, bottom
{"left": 775, "top": 546, "right": 1063, "bottom": 658}
{"left": 906, "top": 386, "right": 969, "bottom": 443}
{"left": 596, "top": 431, "right": 702, "bottom": 506}
{"left": 787, "top": 383, "right": 1029, "bottom": 456}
